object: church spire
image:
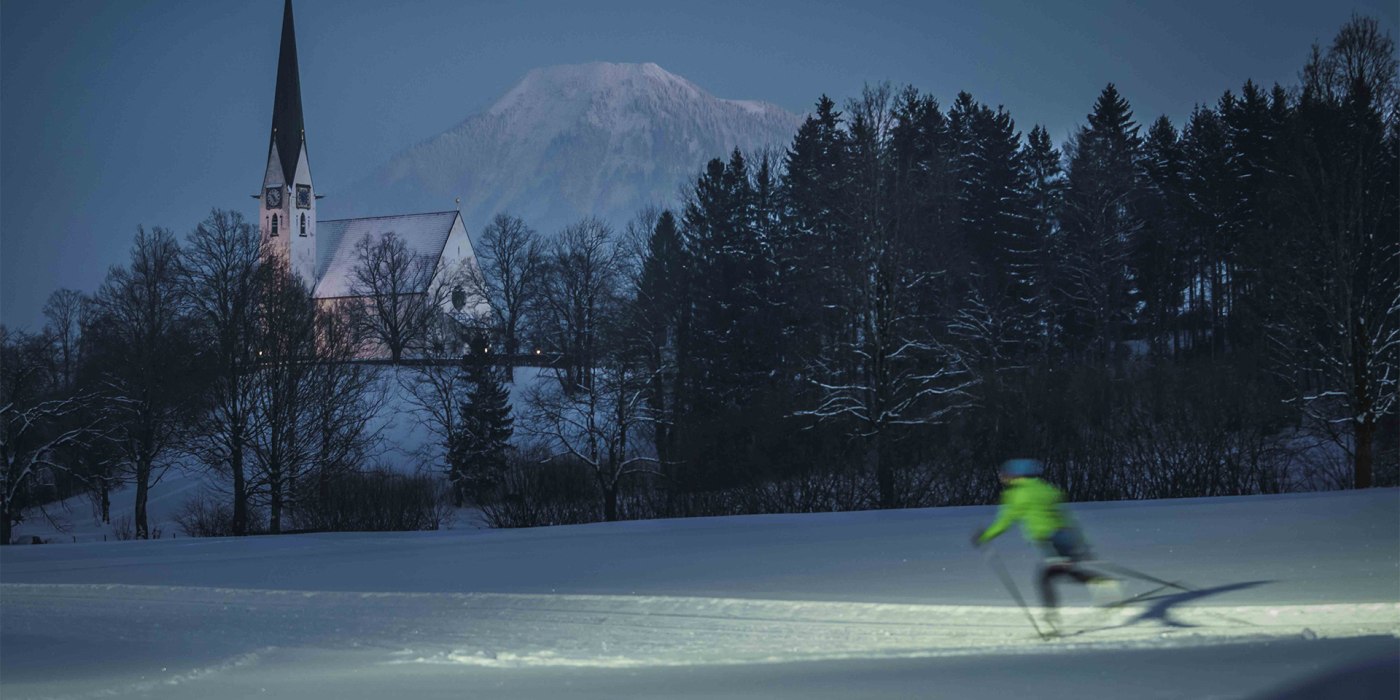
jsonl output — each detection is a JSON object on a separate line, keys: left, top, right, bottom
{"left": 270, "top": 0, "right": 305, "bottom": 186}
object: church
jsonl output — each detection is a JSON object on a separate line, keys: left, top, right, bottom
{"left": 256, "top": 0, "right": 484, "bottom": 326}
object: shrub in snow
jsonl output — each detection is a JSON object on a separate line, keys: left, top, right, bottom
{"left": 174, "top": 494, "right": 265, "bottom": 538}
{"left": 291, "top": 469, "right": 455, "bottom": 532}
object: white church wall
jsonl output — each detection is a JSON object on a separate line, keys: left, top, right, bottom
{"left": 432, "top": 215, "right": 491, "bottom": 320}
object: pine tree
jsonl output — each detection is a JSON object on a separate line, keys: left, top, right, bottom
{"left": 1220, "top": 80, "right": 1284, "bottom": 351}
{"left": 633, "top": 210, "right": 684, "bottom": 467}
{"left": 678, "top": 150, "right": 785, "bottom": 486}
{"left": 780, "top": 96, "right": 851, "bottom": 363}
{"left": 1062, "top": 83, "right": 1146, "bottom": 363}
{"left": 1179, "top": 103, "right": 1237, "bottom": 355}
{"left": 449, "top": 353, "right": 514, "bottom": 505}
{"left": 1137, "top": 115, "right": 1187, "bottom": 358}
{"left": 1020, "top": 125, "right": 1067, "bottom": 364}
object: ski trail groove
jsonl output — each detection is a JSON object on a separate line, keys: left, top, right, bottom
{"left": 4, "top": 583, "right": 1397, "bottom": 672}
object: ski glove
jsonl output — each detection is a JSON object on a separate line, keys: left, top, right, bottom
{"left": 970, "top": 529, "right": 984, "bottom": 548}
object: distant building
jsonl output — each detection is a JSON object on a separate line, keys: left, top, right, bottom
{"left": 255, "top": 0, "right": 485, "bottom": 339}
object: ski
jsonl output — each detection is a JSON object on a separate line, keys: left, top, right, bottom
{"left": 1100, "top": 582, "right": 1174, "bottom": 609}
{"left": 1040, "top": 584, "right": 1181, "bottom": 640}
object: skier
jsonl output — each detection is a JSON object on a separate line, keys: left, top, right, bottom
{"left": 970, "top": 458, "right": 1117, "bottom": 631}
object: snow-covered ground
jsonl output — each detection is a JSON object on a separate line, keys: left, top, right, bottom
{"left": 2, "top": 489, "right": 1397, "bottom": 699}
{"left": 11, "top": 365, "right": 555, "bottom": 544}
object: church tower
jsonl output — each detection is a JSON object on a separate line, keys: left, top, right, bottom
{"left": 259, "top": 0, "right": 317, "bottom": 286}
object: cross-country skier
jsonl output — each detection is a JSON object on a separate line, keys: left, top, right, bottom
{"left": 971, "top": 458, "right": 1118, "bottom": 631}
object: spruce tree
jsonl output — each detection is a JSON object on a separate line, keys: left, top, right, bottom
{"left": 1138, "top": 115, "right": 1187, "bottom": 358}
{"left": 634, "top": 210, "right": 684, "bottom": 466}
{"left": 1062, "top": 83, "right": 1146, "bottom": 363}
{"left": 1180, "top": 104, "right": 1236, "bottom": 354}
{"left": 449, "top": 353, "right": 513, "bottom": 505}
{"left": 780, "top": 96, "right": 850, "bottom": 362}
{"left": 1020, "top": 124, "right": 1067, "bottom": 365}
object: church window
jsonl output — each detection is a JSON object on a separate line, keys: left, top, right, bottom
{"left": 300, "top": 213, "right": 307, "bottom": 236}
{"left": 272, "top": 213, "right": 279, "bottom": 237}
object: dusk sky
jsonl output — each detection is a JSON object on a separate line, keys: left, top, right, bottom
{"left": 2, "top": 0, "right": 1396, "bottom": 331}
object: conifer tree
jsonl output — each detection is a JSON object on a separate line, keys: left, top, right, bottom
{"left": 1020, "top": 125, "right": 1067, "bottom": 363}
{"left": 1137, "top": 115, "right": 1187, "bottom": 357}
{"left": 1062, "top": 83, "right": 1146, "bottom": 362}
{"left": 449, "top": 349, "right": 514, "bottom": 505}
{"left": 633, "top": 210, "right": 685, "bottom": 467}
{"left": 780, "top": 96, "right": 851, "bottom": 362}
{"left": 1179, "top": 104, "right": 1237, "bottom": 354}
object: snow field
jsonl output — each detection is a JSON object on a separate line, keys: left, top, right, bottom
{"left": 2, "top": 488, "right": 1396, "bottom": 698}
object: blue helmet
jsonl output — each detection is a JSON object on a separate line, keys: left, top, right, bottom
{"left": 1000, "top": 458, "right": 1043, "bottom": 478}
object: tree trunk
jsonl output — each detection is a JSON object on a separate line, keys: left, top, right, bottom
{"left": 1355, "top": 417, "right": 1375, "bottom": 490}
{"left": 871, "top": 431, "right": 894, "bottom": 509}
{"left": 1, "top": 496, "right": 12, "bottom": 546}
{"left": 269, "top": 476, "right": 282, "bottom": 534}
{"left": 231, "top": 447, "right": 248, "bottom": 536}
{"left": 1353, "top": 313, "right": 1375, "bottom": 490}
{"left": 603, "top": 483, "right": 618, "bottom": 522}
{"left": 134, "top": 460, "right": 150, "bottom": 539}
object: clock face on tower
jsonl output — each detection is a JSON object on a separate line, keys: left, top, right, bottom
{"left": 296, "top": 184, "right": 311, "bottom": 209}
{"left": 265, "top": 187, "right": 283, "bottom": 208}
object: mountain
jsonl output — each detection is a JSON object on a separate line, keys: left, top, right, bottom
{"left": 324, "top": 62, "right": 805, "bottom": 236}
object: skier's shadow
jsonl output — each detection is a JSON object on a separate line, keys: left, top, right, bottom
{"left": 1114, "top": 580, "right": 1272, "bottom": 630}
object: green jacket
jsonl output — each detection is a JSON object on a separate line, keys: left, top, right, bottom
{"left": 978, "top": 477, "right": 1068, "bottom": 544}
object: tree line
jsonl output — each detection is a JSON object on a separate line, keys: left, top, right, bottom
{"left": 2, "top": 16, "right": 1395, "bottom": 540}
{"left": 478, "top": 15, "right": 1396, "bottom": 520}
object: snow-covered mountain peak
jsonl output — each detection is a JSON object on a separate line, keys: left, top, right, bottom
{"left": 330, "top": 63, "right": 804, "bottom": 236}
{"left": 491, "top": 62, "right": 705, "bottom": 114}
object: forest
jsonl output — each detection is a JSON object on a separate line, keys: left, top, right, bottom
{"left": 1, "top": 15, "right": 1395, "bottom": 541}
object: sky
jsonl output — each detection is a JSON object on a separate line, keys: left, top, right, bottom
{"left": 2, "top": 0, "right": 1397, "bottom": 331}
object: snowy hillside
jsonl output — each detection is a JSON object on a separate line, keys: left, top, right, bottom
{"left": 324, "top": 62, "right": 804, "bottom": 236}
{"left": 2, "top": 489, "right": 1397, "bottom": 699}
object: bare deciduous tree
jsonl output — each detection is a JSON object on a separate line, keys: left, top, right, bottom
{"left": 42, "top": 289, "right": 85, "bottom": 391}
{"left": 247, "top": 261, "right": 320, "bottom": 534}
{"left": 468, "top": 213, "right": 546, "bottom": 366}
{"left": 87, "top": 226, "right": 202, "bottom": 539}
{"left": 1272, "top": 18, "right": 1398, "bottom": 489}
{"left": 349, "top": 232, "right": 439, "bottom": 363}
{"left": 0, "top": 328, "right": 107, "bottom": 544}
{"left": 525, "top": 352, "right": 657, "bottom": 522}
{"left": 184, "top": 209, "right": 262, "bottom": 535}
{"left": 536, "top": 219, "right": 623, "bottom": 392}
{"left": 296, "top": 300, "right": 385, "bottom": 529}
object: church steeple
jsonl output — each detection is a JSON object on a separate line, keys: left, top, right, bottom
{"left": 270, "top": 0, "right": 305, "bottom": 185}
{"left": 259, "top": 0, "right": 317, "bottom": 287}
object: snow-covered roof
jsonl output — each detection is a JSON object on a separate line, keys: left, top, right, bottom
{"left": 314, "top": 211, "right": 459, "bottom": 299}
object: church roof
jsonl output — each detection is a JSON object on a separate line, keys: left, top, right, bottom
{"left": 269, "top": 0, "right": 305, "bottom": 186}
{"left": 313, "top": 211, "right": 461, "bottom": 299}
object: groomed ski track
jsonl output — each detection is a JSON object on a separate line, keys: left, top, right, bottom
{"left": 2, "top": 489, "right": 1397, "bottom": 699}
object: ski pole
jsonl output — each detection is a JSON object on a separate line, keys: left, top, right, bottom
{"left": 1094, "top": 561, "right": 1195, "bottom": 593}
{"left": 982, "top": 547, "right": 1048, "bottom": 640}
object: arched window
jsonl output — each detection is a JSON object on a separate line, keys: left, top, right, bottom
{"left": 300, "top": 213, "right": 307, "bottom": 236}
{"left": 271, "top": 213, "right": 279, "bottom": 237}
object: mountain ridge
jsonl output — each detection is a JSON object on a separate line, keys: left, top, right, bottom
{"left": 323, "top": 62, "right": 804, "bottom": 237}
